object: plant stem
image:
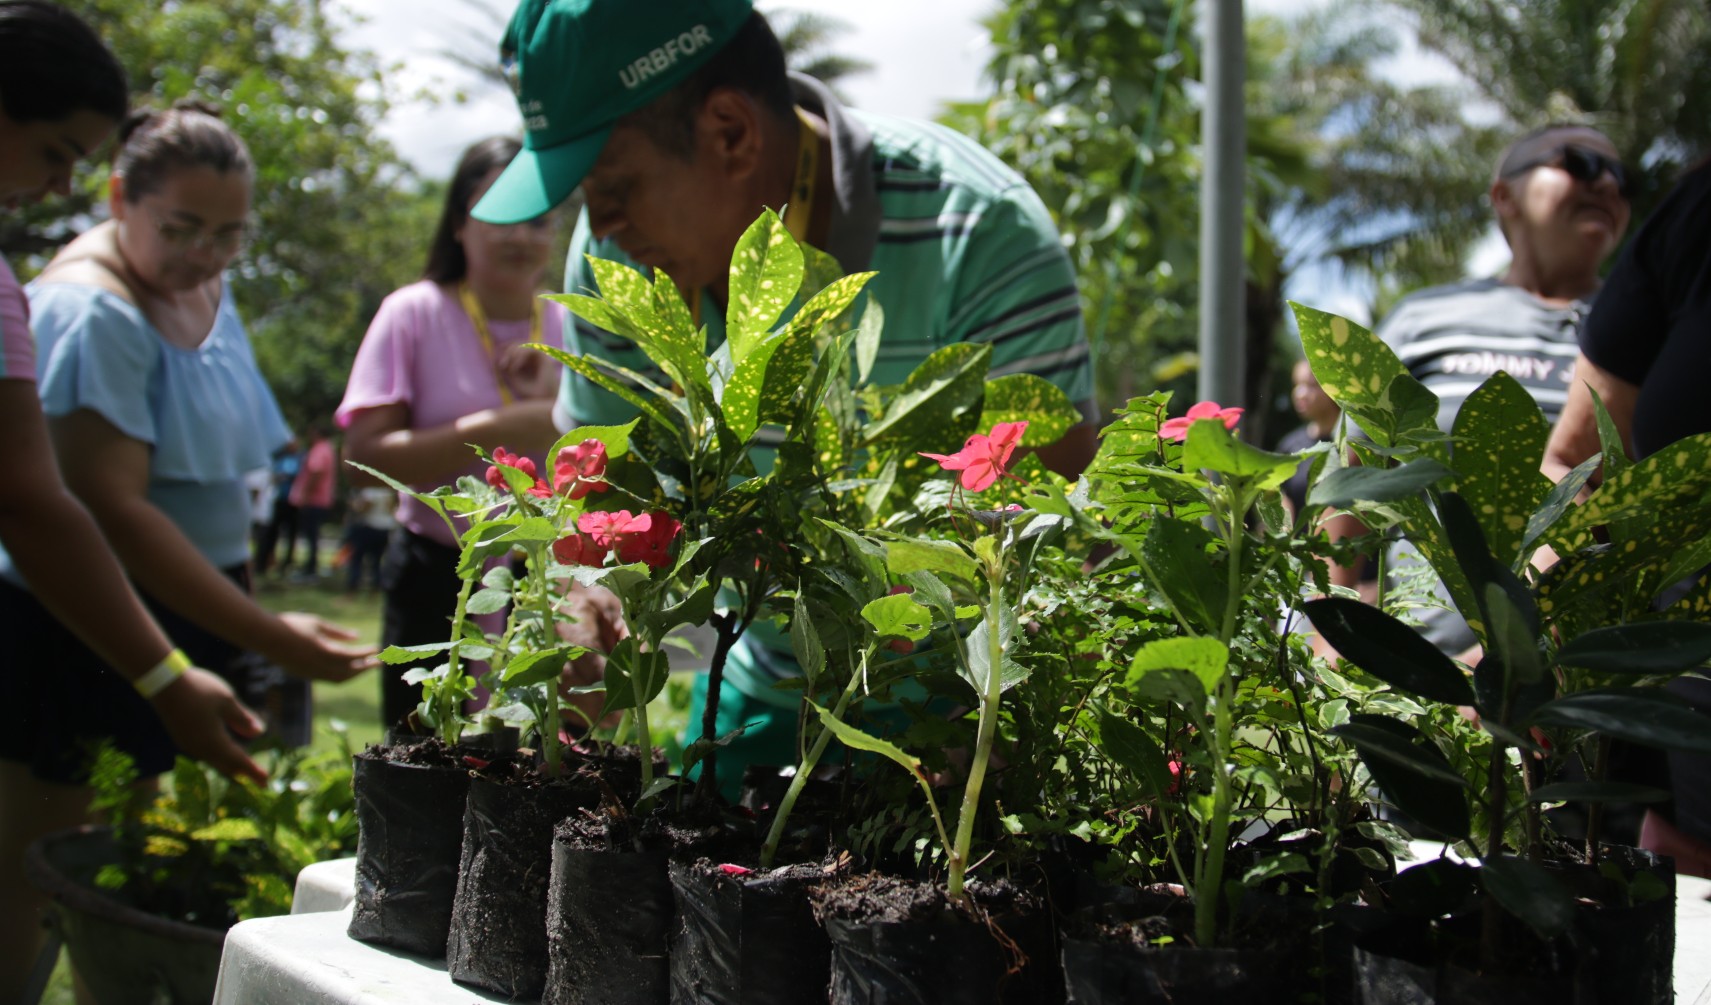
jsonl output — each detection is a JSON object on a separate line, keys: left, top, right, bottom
{"left": 948, "top": 551, "right": 1006, "bottom": 901}
{"left": 1480, "top": 693, "right": 1515, "bottom": 970}
{"left": 531, "top": 547, "right": 562, "bottom": 778}
{"left": 695, "top": 611, "right": 741, "bottom": 802}
{"left": 760, "top": 660, "right": 866, "bottom": 868}
{"left": 1194, "top": 483, "right": 1247, "bottom": 947}
{"left": 1584, "top": 736, "right": 1610, "bottom": 865}
{"left": 633, "top": 655, "right": 656, "bottom": 798}
{"left": 439, "top": 574, "right": 478, "bottom": 745}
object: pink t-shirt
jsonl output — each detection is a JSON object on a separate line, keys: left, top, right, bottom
{"left": 336, "top": 281, "right": 567, "bottom": 546}
{"left": 1, "top": 258, "right": 34, "bottom": 381}
{"left": 288, "top": 437, "right": 338, "bottom": 509}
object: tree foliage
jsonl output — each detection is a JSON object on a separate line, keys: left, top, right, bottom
{"left": 1, "top": 0, "right": 440, "bottom": 431}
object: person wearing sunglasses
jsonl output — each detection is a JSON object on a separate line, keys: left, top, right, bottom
{"left": 1318, "top": 125, "right": 1631, "bottom": 663}
{"left": 1541, "top": 156, "right": 1711, "bottom": 876}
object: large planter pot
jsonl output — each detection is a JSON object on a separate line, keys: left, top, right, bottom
{"left": 25, "top": 826, "right": 224, "bottom": 1005}
{"left": 813, "top": 872, "right": 1062, "bottom": 1005}
{"left": 346, "top": 738, "right": 473, "bottom": 957}
{"left": 667, "top": 857, "right": 833, "bottom": 1005}
{"left": 445, "top": 762, "right": 604, "bottom": 999}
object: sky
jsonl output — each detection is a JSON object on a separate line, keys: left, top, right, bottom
{"left": 337, "top": 0, "right": 1490, "bottom": 324}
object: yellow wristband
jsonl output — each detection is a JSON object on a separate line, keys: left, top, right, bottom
{"left": 134, "top": 649, "right": 191, "bottom": 698}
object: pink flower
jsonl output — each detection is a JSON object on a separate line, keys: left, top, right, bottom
{"left": 528, "top": 479, "right": 553, "bottom": 499}
{"left": 553, "top": 440, "right": 610, "bottom": 500}
{"left": 1158, "top": 401, "right": 1243, "bottom": 443}
{"left": 919, "top": 420, "right": 1028, "bottom": 492}
{"left": 485, "top": 446, "right": 537, "bottom": 489}
{"left": 577, "top": 510, "right": 682, "bottom": 570}
{"left": 552, "top": 533, "right": 608, "bottom": 567}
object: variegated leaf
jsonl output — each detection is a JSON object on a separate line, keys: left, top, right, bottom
{"left": 535, "top": 344, "right": 678, "bottom": 433}
{"left": 726, "top": 209, "right": 803, "bottom": 363}
{"left": 1545, "top": 432, "right": 1711, "bottom": 554}
{"left": 980, "top": 374, "right": 1079, "bottom": 447}
{"left": 858, "top": 342, "right": 991, "bottom": 449}
{"left": 1290, "top": 302, "right": 1438, "bottom": 446}
{"left": 1450, "top": 373, "right": 1551, "bottom": 570}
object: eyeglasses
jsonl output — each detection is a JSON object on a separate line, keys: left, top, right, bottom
{"left": 1503, "top": 145, "right": 1632, "bottom": 199}
{"left": 144, "top": 206, "right": 248, "bottom": 255}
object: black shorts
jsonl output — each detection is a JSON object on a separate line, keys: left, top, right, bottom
{"left": 0, "top": 566, "right": 303, "bottom": 784}
{"left": 378, "top": 528, "right": 464, "bottom": 728}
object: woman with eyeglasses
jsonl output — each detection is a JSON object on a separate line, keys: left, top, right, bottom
{"left": 338, "top": 136, "right": 568, "bottom": 729}
{"left": 1542, "top": 157, "right": 1711, "bottom": 876}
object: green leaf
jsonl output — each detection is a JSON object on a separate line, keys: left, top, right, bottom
{"left": 854, "top": 297, "right": 884, "bottom": 384}
{"left": 466, "top": 587, "right": 511, "bottom": 616}
{"left": 1097, "top": 709, "right": 1175, "bottom": 796}
{"left": 535, "top": 345, "right": 679, "bottom": 432}
{"left": 1290, "top": 303, "right": 1437, "bottom": 447}
{"left": 1182, "top": 420, "right": 1299, "bottom": 489}
{"left": 1303, "top": 598, "right": 1476, "bottom": 706}
{"left": 501, "top": 649, "right": 571, "bottom": 688}
{"left": 378, "top": 641, "right": 454, "bottom": 664}
{"left": 1449, "top": 373, "right": 1552, "bottom": 568}
{"left": 724, "top": 325, "right": 804, "bottom": 441}
{"left": 1548, "top": 431, "right": 1711, "bottom": 554}
{"left": 1481, "top": 855, "right": 1573, "bottom": 939}
{"left": 1484, "top": 581, "right": 1544, "bottom": 687}
{"left": 608, "top": 638, "right": 671, "bottom": 709}
{"left": 790, "top": 605, "right": 825, "bottom": 685}
{"left": 809, "top": 700, "right": 928, "bottom": 785}
{"left": 862, "top": 593, "right": 933, "bottom": 641}
{"left": 1521, "top": 452, "right": 1602, "bottom": 556}
{"left": 785, "top": 270, "right": 876, "bottom": 339}
{"left": 547, "top": 420, "right": 639, "bottom": 470}
{"left": 965, "top": 606, "right": 1028, "bottom": 695}
{"left": 1555, "top": 621, "right": 1711, "bottom": 675}
{"left": 859, "top": 342, "right": 991, "bottom": 447}
{"left": 1307, "top": 458, "right": 1454, "bottom": 511}
{"left": 1126, "top": 668, "right": 1207, "bottom": 720}
{"left": 980, "top": 374, "right": 1080, "bottom": 447}
{"left": 726, "top": 208, "right": 803, "bottom": 362}
{"left": 1140, "top": 518, "right": 1225, "bottom": 635}
{"left": 883, "top": 536, "right": 980, "bottom": 586}
{"left": 1528, "top": 781, "right": 1671, "bottom": 804}
{"left": 1528, "top": 689, "right": 1711, "bottom": 752}
{"left": 1126, "top": 636, "right": 1230, "bottom": 695}
{"left": 757, "top": 322, "right": 822, "bottom": 427}
{"left": 1242, "top": 852, "right": 1312, "bottom": 887}
{"left": 500, "top": 516, "right": 560, "bottom": 544}
{"left": 1331, "top": 716, "right": 1470, "bottom": 839}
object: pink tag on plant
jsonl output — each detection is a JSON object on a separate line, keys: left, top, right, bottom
{"left": 719, "top": 864, "right": 754, "bottom": 877}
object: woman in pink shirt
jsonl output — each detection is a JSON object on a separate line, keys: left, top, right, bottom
{"left": 287, "top": 423, "right": 337, "bottom": 577}
{"left": 338, "top": 136, "right": 567, "bottom": 727}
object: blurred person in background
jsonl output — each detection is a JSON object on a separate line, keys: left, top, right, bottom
{"left": 339, "top": 135, "right": 566, "bottom": 729}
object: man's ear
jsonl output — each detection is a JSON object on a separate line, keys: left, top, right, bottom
{"left": 697, "top": 86, "right": 765, "bottom": 181}
{"left": 1489, "top": 175, "right": 1518, "bottom": 229}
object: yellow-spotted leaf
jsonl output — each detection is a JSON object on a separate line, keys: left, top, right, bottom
{"left": 726, "top": 209, "right": 804, "bottom": 364}
{"left": 1544, "top": 432, "right": 1711, "bottom": 555}
{"left": 787, "top": 271, "right": 876, "bottom": 341}
{"left": 1450, "top": 373, "right": 1552, "bottom": 569}
{"left": 1290, "top": 302, "right": 1438, "bottom": 447}
{"left": 535, "top": 345, "right": 678, "bottom": 433}
{"left": 981, "top": 374, "right": 1080, "bottom": 447}
{"left": 858, "top": 342, "right": 990, "bottom": 450}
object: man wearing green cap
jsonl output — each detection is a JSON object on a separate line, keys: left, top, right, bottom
{"left": 475, "top": 0, "right": 1098, "bottom": 796}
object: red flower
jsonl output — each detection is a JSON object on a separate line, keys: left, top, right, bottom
{"left": 1158, "top": 401, "right": 1243, "bottom": 443}
{"left": 577, "top": 509, "right": 682, "bottom": 570}
{"left": 528, "top": 480, "right": 553, "bottom": 499}
{"left": 553, "top": 440, "right": 610, "bottom": 500}
{"left": 552, "top": 532, "right": 609, "bottom": 567}
{"left": 616, "top": 511, "right": 682, "bottom": 570}
{"left": 919, "top": 420, "right": 1028, "bottom": 492}
{"left": 485, "top": 446, "right": 538, "bottom": 489}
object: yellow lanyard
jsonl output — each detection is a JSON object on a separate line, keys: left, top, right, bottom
{"left": 690, "top": 106, "right": 820, "bottom": 328}
{"left": 459, "top": 282, "right": 542, "bottom": 405}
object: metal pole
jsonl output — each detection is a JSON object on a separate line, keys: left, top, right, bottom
{"left": 1198, "top": 0, "right": 1246, "bottom": 409}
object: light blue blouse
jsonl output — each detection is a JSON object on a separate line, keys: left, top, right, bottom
{"left": 0, "top": 280, "right": 289, "bottom": 580}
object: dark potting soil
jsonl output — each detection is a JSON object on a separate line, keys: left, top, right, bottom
{"left": 445, "top": 761, "right": 609, "bottom": 999}
{"left": 811, "top": 872, "right": 1062, "bottom": 1005}
{"left": 667, "top": 855, "right": 845, "bottom": 1005}
{"left": 347, "top": 739, "right": 477, "bottom": 956}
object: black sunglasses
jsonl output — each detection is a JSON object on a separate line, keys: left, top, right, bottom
{"left": 1503, "top": 145, "right": 1632, "bottom": 199}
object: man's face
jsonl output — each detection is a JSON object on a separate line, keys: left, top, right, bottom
{"left": 578, "top": 121, "right": 749, "bottom": 293}
{"left": 1498, "top": 127, "right": 1631, "bottom": 267}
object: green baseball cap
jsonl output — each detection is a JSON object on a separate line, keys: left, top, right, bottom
{"left": 472, "top": 0, "right": 756, "bottom": 224}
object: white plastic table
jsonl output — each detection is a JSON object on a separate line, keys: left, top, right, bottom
{"left": 217, "top": 854, "right": 1711, "bottom": 1004}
